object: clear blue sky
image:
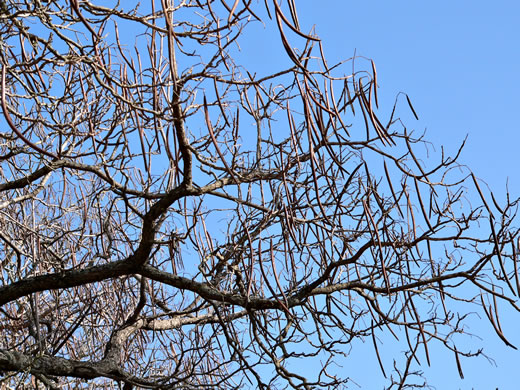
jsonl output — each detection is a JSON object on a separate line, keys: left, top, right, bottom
{"left": 300, "top": 1, "right": 520, "bottom": 195}
{"left": 240, "top": 1, "right": 520, "bottom": 388}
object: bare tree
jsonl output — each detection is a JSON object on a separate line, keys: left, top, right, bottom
{"left": 0, "top": 1, "right": 518, "bottom": 389}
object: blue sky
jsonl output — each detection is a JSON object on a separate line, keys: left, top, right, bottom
{"left": 238, "top": 1, "right": 520, "bottom": 388}
{"left": 293, "top": 1, "right": 520, "bottom": 388}
{"left": 299, "top": 1, "right": 520, "bottom": 194}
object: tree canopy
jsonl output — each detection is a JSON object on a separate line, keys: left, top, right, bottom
{"left": 0, "top": 1, "right": 519, "bottom": 389}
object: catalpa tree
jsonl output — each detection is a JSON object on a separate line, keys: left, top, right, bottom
{"left": 0, "top": 0, "right": 518, "bottom": 389}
